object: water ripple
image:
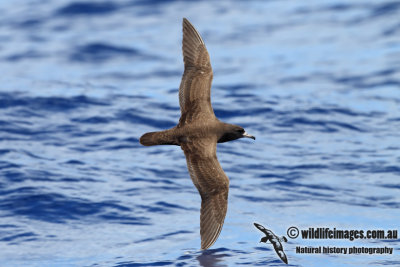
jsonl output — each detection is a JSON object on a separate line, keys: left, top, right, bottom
{"left": 69, "top": 43, "right": 159, "bottom": 63}
{"left": 56, "top": 2, "right": 120, "bottom": 16}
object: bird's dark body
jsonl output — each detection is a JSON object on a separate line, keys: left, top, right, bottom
{"left": 139, "top": 18, "right": 255, "bottom": 250}
{"left": 140, "top": 121, "right": 247, "bottom": 146}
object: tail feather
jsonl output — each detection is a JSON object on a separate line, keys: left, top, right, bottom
{"left": 139, "top": 130, "right": 178, "bottom": 146}
{"left": 140, "top": 132, "right": 159, "bottom": 146}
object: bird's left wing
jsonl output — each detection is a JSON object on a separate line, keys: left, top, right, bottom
{"left": 178, "top": 18, "right": 215, "bottom": 125}
{"left": 254, "top": 222, "right": 269, "bottom": 235}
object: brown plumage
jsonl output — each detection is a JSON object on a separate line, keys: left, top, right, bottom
{"left": 140, "top": 18, "right": 255, "bottom": 249}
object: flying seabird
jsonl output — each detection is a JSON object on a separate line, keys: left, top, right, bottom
{"left": 254, "top": 223, "right": 288, "bottom": 264}
{"left": 140, "top": 18, "right": 255, "bottom": 249}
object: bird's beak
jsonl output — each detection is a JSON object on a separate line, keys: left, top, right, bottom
{"left": 243, "top": 131, "right": 255, "bottom": 140}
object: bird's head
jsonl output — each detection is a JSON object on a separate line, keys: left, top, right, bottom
{"left": 260, "top": 236, "right": 269, "bottom": 243}
{"left": 218, "top": 124, "right": 255, "bottom": 143}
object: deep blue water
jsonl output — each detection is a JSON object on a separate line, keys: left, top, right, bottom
{"left": 1, "top": 0, "right": 400, "bottom": 266}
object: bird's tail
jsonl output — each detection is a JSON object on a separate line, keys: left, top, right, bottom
{"left": 139, "top": 129, "right": 178, "bottom": 146}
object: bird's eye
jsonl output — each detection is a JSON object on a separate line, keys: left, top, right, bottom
{"left": 238, "top": 129, "right": 245, "bottom": 133}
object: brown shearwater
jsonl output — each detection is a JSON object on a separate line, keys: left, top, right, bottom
{"left": 140, "top": 18, "right": 255, "bottom": 249}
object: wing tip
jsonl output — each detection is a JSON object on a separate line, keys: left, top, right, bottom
{"left": 182, "top": 17, "right": 205, "bottom": 45}
{"left": 182, "top": 17, "right": 191, "bottom": 30}
{"left": 280, "top": 253, "right": 288, "bottom": 264}
{"left": 254, "top": 222, "right": 264, "bottom": 230}
{"left": 201, "top": 224, "right": 223, "bottom": 250}
{"left": 182, "top": 17, "right": 192, "bottom": 28}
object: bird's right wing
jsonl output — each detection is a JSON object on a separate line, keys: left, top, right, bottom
{"left": 178, "top": 18, "right": 215, "bottom": 126}
{"left": 181, "top": 138, "right": 229, "bottom": 249}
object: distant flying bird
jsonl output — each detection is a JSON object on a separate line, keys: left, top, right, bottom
{"left": 139, "top": 18, "right": 255, "bottom": 249}
{"left": 254, "top": 223, "right": 288, "bottom": 264}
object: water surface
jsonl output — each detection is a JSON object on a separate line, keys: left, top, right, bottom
{"left": 0, "top": 0, "right": 399, "bottom": 266}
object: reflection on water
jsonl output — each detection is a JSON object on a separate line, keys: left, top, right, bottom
{"left": 197, "top": 249, "right": 229, "bottom": 267}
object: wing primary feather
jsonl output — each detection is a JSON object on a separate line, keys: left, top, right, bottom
{"left": 200, "top": 190, "right": 228, "bottom": 250}
{"left": 182, "top": 18, "right": 209, "bottom": 68}
{"left": 254, "top": 222, "right": 268, "bottom": 234}
{"left": 182, "top": 141, "right": 229, "bottom": 250}
{"left": 178, "top": 18, "right": 215, "bottom": 123}
{"left": 183, "top": 18, "right": 204, "bottom": 45}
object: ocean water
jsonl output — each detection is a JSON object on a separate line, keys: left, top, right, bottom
{"left": 1, "top": 0, "right": 399, "bottom": 266}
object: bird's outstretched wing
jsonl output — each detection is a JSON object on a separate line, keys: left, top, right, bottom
{"left": 273, "top": 246, "right": 288, "bottom": 264}
{"left": 178, "top": 18, "right": 215, "bottom": 125}
{"left": 254, "top": 222, "right": 269, "bottom": 235}
{"left": 181, "top": 138, "right": 229, "bottom": 249}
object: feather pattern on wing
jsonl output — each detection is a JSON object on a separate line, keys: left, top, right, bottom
{"left": 254, "top": 223, "right": 268, "bottom": 234}
{"left": 179, "top": 18, "right": 215, "bottom": 125}
{"left": 275, "top": 249, "right": 288, "bottom": 264}
{"left": 181, "top": 138, "right": 229, "bottom": 249}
